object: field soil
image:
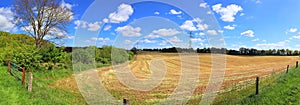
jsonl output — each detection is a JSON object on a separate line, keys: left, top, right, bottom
{"left": 54, "top": 53, "right": 300, "bottom": 104}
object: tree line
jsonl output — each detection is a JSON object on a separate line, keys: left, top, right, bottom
{"left": 0, "top": 31, "right": 134, "bottom": 71}
{"left": 131, "top": 47, "right": 300, "bottom": 56}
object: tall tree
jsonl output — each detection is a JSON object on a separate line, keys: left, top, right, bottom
{"left": 14, "top": 0, "right": 73, "bottom": 48}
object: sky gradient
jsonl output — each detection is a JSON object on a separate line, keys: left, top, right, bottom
{"left": 1, "top": 0, "right": 300, "bottom": 50}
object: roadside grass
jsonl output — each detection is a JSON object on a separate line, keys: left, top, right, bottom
{"left": 0, "top": 64, "right": 86, "bottom": 105}
{"left": 214, "top": 67, "right": 300, "bottom": 105}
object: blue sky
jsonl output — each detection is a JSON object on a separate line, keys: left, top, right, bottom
{"left": 1, "top": 0, "right": 300, "bottom": 50}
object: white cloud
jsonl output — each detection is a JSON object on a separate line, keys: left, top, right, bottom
{"left": 145, "top": 34, "right": 160, "bottom": 39}
{"left": 60, "top": 1, "right": 74, "bottom": 20}
{"left": 169, "top": 36, "right": 182, "bottom": 43}
{"left": 180, "top": 20, "right": 197, "bottom": 31}
{"left": 289, "top": 28, "right": 298, "bottom": 33}
{"left": 256, "top": 41, "right": 286, "bottom": 49}
{"left": 193, "top": 18, "right": 203, "bottom": 23}
{"left": 207, "top": 30, "right": 218, "bottom": 35}
{"left": 154, "top": 12, "right": 160, "bottom": 15}
{"left": 60, "top": 0, "right": 73, "bottom": 10}
{"left": 103, "top": 18, "right": 109, "bottom": 23}
{"left": 180, "top": 18, "right": 208, "bottom": 31}
{"left": 197, "top": 23, "right": 208, "bottom": 31}
{"left": 44, "top": 27, "right": 70, "bottom": 39}
{"left": 115, "top": 25, "right": 142, "bottom": 37}
{"left": 199, "top": 2, "right": 209, "bottom": 8}
{"left": 191, "top": 38, "right": 204, "bottom": 42}
{"left": 218, "top": 30, "right": 224, "bottom": 34}
{"left": 88, "top": 22, "right": 101, "bottom": 31}
{"left": 159, "top": 40, "right": 168, "bottom": 46}
{"left": 0, "top": 7, "right": 15, "bottom": 32}
{"left": 108, "top": 4, "right": 133, "bottom": 23}
{"left": 240, "top": 13, "right": 245, "bottom": 16}
{"left": 91, "top": 37, "right": 110, "bottom": 42}
{"left": 254, "top": 0, "right": 262, "bottom": 4}
{"left": 170, "top": 9, "right": 182, "bottom": 15}
{"left": 241, "top": 30, "right": 255, "bottom": 37}
{"left": 139, "top": 39, "right": 156, "bottom": 43}
{"left": 152, "top": 28, "right": 180, "bottom": 36}
{"left": 252, "top": 38, "right": 260, "bottom": 42}
{"left": 207, "top": 11, "right": 213, "bottom": 15}
{"left": 212, "top": 4, "right": 243, "bottom": 22}
{"left": 292, "top": 35, "right": 300, "bottom": 39}
{"left": 74, "top": 20, "right": 87, "bottom": 29}
{"left": 199, "top": 32, "right": 205, "bottom": 36}
{"left": 224, "top": 24, "right": 237, "bottom": 30}
{"left": 104, "top": 25, "right": 112, "bottom": 31}
{"left": 124, "top": 40, "right": 133, "bottom": 44}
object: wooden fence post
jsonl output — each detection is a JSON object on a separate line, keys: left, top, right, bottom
{"left": 22, "top": 67, "right": 25, "bottom": 85}
{"left": 123, "top": 98, "right": 130, "bottom": 105}
{"left": 296, "top": 61, "right": 298, "bottom": 68}
{"left": 28, "top": 72, "right": 33, "bottom": 92}
{"left": 256, "top": 77, "right": 259, "bottom": 95}
{"left": 8, "top": 61, "right": 10, "bottom": 73}
{"left": 286, "top": 65, "right": 289, "bottom": 74}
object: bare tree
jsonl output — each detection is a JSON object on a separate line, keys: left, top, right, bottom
{"left": 14, "top": 0, "right": 73, "bottom": 48}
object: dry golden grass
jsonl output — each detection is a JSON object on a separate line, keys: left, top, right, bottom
{"left": 54, "top": 53, "right": 300, "bottom": 104}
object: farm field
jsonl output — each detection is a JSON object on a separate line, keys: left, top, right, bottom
{"left": 55, "top": 53, "right": 300, "bottom": 104}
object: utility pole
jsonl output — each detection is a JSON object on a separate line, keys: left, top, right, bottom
{"left": 189, "top": 31, "right": 193, "bottom": 49}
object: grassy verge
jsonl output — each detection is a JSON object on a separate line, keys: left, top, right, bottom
{"left": 0, "top": 64, "right": 86, "bottom": 104}
{"left": 214, "top": 67, "right": 300, "bottom": 105}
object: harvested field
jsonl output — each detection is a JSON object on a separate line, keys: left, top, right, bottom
{"left": 54, "top": 53, "right": 300, "bottom": 104}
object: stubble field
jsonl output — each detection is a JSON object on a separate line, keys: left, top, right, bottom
{"left": 54, "top": 53, "right": 300, "bottom": 104}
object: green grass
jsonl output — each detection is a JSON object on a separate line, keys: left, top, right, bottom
{"left": 214, "top": 67, "right": 300, "bottom": 105}
{"left": 0, "top": 64, "right": 86, "bottom": 105}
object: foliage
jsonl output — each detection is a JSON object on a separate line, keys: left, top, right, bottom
{"left": 0, "top": 65, "right": 86, "bottom": 104}
{"left": 214, "top": 67, "right": 300, "bottom": 105}
{"left": 0, "top": 31, "right": 70, "bottom": 71}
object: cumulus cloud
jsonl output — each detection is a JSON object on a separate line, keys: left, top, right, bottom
{"left": 191, "top": 38, "right": 204, "bottom": 42}
{"left": 115, "top": 25, "right": 142, "bottom": 37}
{"left": 169, "top": 36, "right": 182, "bottom": 43}
{"left": 212, "top": 4, "right": 243, "bottom": 22}
{"left": 59, "top": 1, "right": 74, "bottom": 20}
{"left": 91, "top": 37, "right": 110, "bottom": 42}
{"left": 151, "top": 28, "right": 180, "bottom": 36}
{"left": 180, "top": 20, "right": 197, "bottom": 31}
{"left": 61, "top": 0, "right": 74, "bottom": 10}
{"left": 159, "top": 40, "right": 168, "bottom": 46}
{"left": 292, "top": 35, "right": 300, "bottom": 39}
{"left": 240, "top": 13, "right": 245, "bottom": 16}
{"left": 145, "top": 34, "right": 160, "bottom": 39}
{"left": 124, "top": 40, "right": 133, "bottom": 44}
{"left": 74, "top": 20, "right": 87, "bottom": 29}
{"left": 199, "top": 32, "right": 205, "bottom": 36}
{"left": 139, "top": 39, "right": 156, "bottom": 43}
{"left": 207, "top": 30, "right": 218, "bottom": 35}
{"left": 88, "top": 22, "right": 101, "bottom": 31}
{"left": 103, "top": 25, "right": 112, "bottom": 31}
{"left": 199, "top": 2, "right": 209, "bottom": 8}
{"left": 180, "top": 18, "right": 208, "bottom": 31}
{"left": 108, "top": 4, "right": 133, "bottom": 23}
{"left": 224, "top": 24, "right": 237, "bottom": 30}
{"left": 197, "top": 23, "right": 208, "bottom": 31}
{"left": 288, "top": 28, "right": 298, "bottom": 33}
{"left": 0, "top": 7, "right": 15, "bottom": 32}
{"left": 169, "top": 9, "right": 182, "bottom": 15}
{"left": 241, "top": 30, "right": 255, "bottom": 37}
